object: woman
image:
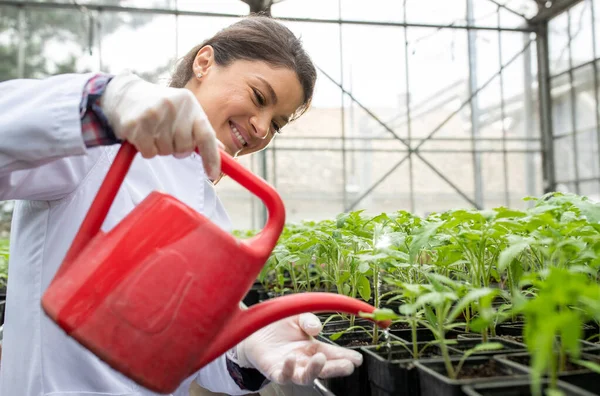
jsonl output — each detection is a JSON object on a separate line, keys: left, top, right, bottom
{"left": 0, "top": 16, "right": 362, "bottom": 396}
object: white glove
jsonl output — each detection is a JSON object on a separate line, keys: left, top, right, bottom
{"left": 235, "top": 313, "right": 363, "bottom": 386}
{"left": 100, "top": 72, "right": 221, "bottom": 180}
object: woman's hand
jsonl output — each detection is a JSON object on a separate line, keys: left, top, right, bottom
{"left": 235, "top": 313, "right": 363, "bottom": 386}
{"left": 100, "top": 72, "right": 221, "bottom": 180}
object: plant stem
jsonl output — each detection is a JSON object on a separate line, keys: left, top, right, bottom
{"left": 372, "top": 264, "right": 380, "bottom": 345}
{"left": 437, "top": 309, "right": 456, "bottom": 379}
{"left": 411, "top": 317, "right": 418, "bottom": 359}
{"left": 289, "top": 264, "right": 298, "bottom": 293}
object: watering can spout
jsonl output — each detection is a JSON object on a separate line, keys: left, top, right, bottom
{"left": 198, "top": 293, "right": 392, "bottom": 369}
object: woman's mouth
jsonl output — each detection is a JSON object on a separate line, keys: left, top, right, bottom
{"left": 230, "top": 121, "right": 248, "bottom": 149}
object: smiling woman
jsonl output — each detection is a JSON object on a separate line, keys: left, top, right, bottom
{"left": 170, "top": 16, "right": 316, "bottom": 157}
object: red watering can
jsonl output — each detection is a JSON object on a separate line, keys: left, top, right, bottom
{"left": 41, "top": 142, "right": 390, "bottom": 394}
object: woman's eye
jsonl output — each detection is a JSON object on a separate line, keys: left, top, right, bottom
{"left": 253, "top": 89, "right": 265, "bottom": 106}
{"left": 271, "top": 122, "right": 281, "bottom": 134}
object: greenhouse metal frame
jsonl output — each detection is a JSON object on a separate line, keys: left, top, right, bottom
{"left": 1, "top": 0, "right": 598, "bottom": 229}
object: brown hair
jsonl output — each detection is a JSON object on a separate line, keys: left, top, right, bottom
{"left": 169, "top": 15, "right": 317, "bottom": 119}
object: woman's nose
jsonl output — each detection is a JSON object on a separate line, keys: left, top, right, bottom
{"left": 250, "top": 115, "right": 270, "bottom": 140}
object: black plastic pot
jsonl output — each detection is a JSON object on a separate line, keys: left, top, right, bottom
{"left": 496, "top": 322, "right": 598, "bottom": 341}
{"left": 322, "top": 318, "right": 374, "bottom": 333}
{"left": 318, "top": 330, "right": 405, "bottom": 396}
{"left": 361, "top": 341, "right": 461, "bottom": 396}
{"left": 461, "top": 378, "right": 597, "bottom": 396}
{"left": 495, "top": 352, "right": 600, "bottom": 395}
{"left": 414, "top": 356, "right": 528, "bottom": 396}
{"left": 457, "top": 333, "right": 525, "bottom": 347}
{"left": 448, "top": 337, "right": 527, "bottom": 356}
{"left": 391, "top": 327, "right": 464, "bottom": 343}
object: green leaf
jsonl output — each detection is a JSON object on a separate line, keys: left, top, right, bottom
{"left": 409, "top": 222, "right": 442, "bottom": 264}
{"left": 358, "top": 261, "right": 370, "bottom": 273}
{"left": 448, "top": 288, "right": 498, "bottom": 323}
{"left": 357, "top": 275, "right": 372, "bottom": 302}
{"left": 342, "top": 284, "right": 351, "bottom": 296}
{"left": 498, "top": 241, "right": 531, "bottom": 273}
{"left": 572, "top": 359, "right": 600, "bottom": 374}
{"left": 470, "top": 342, "right": 504, "bottom": 353}
{"left": 329, "top": 331, "right": 345, "bottom": 341}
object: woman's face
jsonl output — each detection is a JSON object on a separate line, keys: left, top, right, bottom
{"left": 186, "top": 46, "right": 304, "bottom": 157}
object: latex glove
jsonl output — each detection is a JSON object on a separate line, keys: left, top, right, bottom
{"left": 235, "top": 313, "right": 363, "bottom": 386}
{"left": 100, "top": 72, "right": 220, "bottom": 179}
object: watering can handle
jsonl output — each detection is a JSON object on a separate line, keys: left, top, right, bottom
{"left": 60, "top": 142, "right": 284, "bottom": 275}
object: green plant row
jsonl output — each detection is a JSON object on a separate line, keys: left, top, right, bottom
{"left": 243, "top": 193, "right": 600, "bottom": 396}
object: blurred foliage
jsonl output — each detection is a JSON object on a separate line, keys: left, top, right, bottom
{"left": 0, "top": 2, "right": 167, "bottom": 82}
{"left": 0, "top": 239, "right": 8, "bottom": 289}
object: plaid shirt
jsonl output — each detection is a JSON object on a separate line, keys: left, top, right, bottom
{"left": 78, "top": 74, "right": 268, "bottom": 392}
{"left": 80, "top": 74, "right": 120, "bottom": 147}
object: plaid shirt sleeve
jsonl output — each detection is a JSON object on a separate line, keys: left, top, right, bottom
{"left": 225, "top": 356, "right": 269, "bottom": 392}
{"left": 80, "top": 74, "right": 121, "bottom": 148}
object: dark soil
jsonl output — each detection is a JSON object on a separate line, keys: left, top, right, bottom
{"left": 389, "top": 321, "right": 412, "bottom": 330}
{"left": 372, "top": 345, "right": 442, "bottom": 361}
{"left": 456, "top": 359, "right": 507, "bottom": 380}
{"left": 346, "top": 340, "right": 371, "bottom": 347}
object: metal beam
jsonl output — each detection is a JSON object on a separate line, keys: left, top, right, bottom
{"left": 530, "top": 0, "right": 584, "bottom": 23}
{"left": 567, "top": 8, "right": 581, "bottom": 194}
{"left": 590, "top": 0, "right": 600, "bottom": 190}
{"left": 403, "top": 0, "right": 415, "bottom": 213}
{"left": 270, "top": 147, "right": 541, "bottom": 154}
{"left": 467, "top": 0, "right": 484, "bottom": 209}
{"left": 534, "top": 22, "right": 557, "bottom": 192}
{"left": 498, "top": 8, "right": 511, "bottom": 206}
{"left": 0, "top": 0, "right": 535, "bottom": 31}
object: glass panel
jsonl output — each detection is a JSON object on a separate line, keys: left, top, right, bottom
{"left": 176, "top": 16, "right": 241, "bottom": 59}
{"left": 101, "top": 12, "right": 175, "bottom": 82}
{"left": 580, "top": 180, "right": 600, "bottom": 200}
{"left": 551, "top": 73, "right": 574, "bottom": 136}
{"left": 573, "top": 64, "right": 597, "bottom": 132}
{"left": 175, "top": 1, "right": 249, "bottom": 13}
{"left": 407, "top": 28, "right": 469, "bottom": 141}
{"left": 553, "top": 135, "right": 577, "bottom": 182}
{"left": 406, "top": 0, "right": 466, "bottom": 26}
{"left": 282, "top": 21, "right": 341, "bottom": 84}
{"left": 570, "top": 0, "right": 594, "bottom": 68}
{"left": 340, "top": 25, "right": 407, "bottom": 138}
{"left": 474, "top": 29, "right": 501, "bottom": 86}
{"left": 346, "top": 153, "right": 413, "bottom": 215}
{"left": 506, "top": 152, "right": 543, "bottom": 208}
{"left": 549, "top": 10, "right": 570, "bottom": 75}
{"left": 472, "top": 0, "right": 496, "bottom": 27}
{"left": 576, "top": 128, "right": 600, "bottom": 180}
{"left": 0, "top": 6, "right": 20, "bottom": 81}
{"left": 275, "top": 150, "right": 345, "bottom": 223}
{"left": 271, "top": 0, "right": 339, "bottom": 20}
{"left": 340, "top": 0, "right": 404, "bottom": 23}
{"left": 481, "top": 153, "right": 509, "bottom": 208}
{"left": 595, "top": 0, "right": 600, "bottom": 56}
{"left": 413, "top": 153, "right": 476, "bottom": 214}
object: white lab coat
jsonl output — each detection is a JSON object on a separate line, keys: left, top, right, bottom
{"left": 0, "top": 73, "right": 252, "bottom": 396}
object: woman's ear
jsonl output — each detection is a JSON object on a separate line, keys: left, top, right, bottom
{"left": 192, "top": 45, "right": 215, "bottom": 78}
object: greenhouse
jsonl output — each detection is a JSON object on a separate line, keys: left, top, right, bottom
{"left": 0, "top": 0, "right": 599, "bottom": 396}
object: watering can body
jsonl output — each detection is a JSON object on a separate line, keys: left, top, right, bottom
{"left": 42, "top": 143, "right": 389, "bottom": 394}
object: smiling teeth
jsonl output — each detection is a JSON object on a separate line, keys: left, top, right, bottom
{"left": 231, "top": 124, "right": 247, "bottom": 147}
